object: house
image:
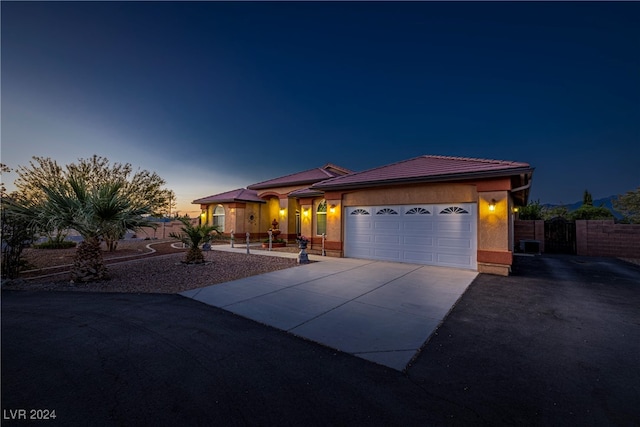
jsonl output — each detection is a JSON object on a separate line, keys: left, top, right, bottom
{"left": 193, "top": 155, "right": 534, "bottom": 275}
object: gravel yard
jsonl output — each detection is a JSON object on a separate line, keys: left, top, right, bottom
{"left": 2, "top": 239, "right": 299, "bottom": 294}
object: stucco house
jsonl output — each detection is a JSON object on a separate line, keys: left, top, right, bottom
{"left": 193, "top": 155, "right": 534, "bottom": 275}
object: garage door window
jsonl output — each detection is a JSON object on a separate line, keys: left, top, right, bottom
{"left": 406, "top": 207, "right": 430, "bottom": 215}
{"left": 317, "top": 200, "right": 327, "bottom": 235}
{"left": 440, "top": 206, "right": 469, "bottom": 214}
{"left": 376, "top": 208, "right": 398, "bottom": 215}
{"left": 350, "top": 208, "right": 370, "bottom": 215}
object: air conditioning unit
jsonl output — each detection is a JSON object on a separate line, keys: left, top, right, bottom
{"left": 519, "top": 239, "right": 541, "bottom": 254}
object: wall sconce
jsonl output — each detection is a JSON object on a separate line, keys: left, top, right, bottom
{"left": 303, "top": 208, "right": 309, "bottom": 217}
{"left": 279, "top": 208, "right": 285, "bottom": 216}
{"left": 329, "top": 204, "right": 336, "bottom": 214}
{"left": 488, "top": 199, "right": 496, "bottom": 212}
{"left": 513, "top": 207, "right": 519, "bottom": 213}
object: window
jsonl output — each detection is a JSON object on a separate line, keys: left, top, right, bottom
{"left": 376, "top": 208, "right": 398, "bottom": 215}
{"left": 213, "top": 205, "right": 225, "bottom": 232}
{"left": 406, "top": 207, "right": 430, "bottom": 215}
{"left": 350, "top": 208, "right": 370, "bottom": 215}
{"left": 316, "top": 200, "right": 327, "bottom": 235}
{"left": 440, "top": 206, "right": 469, "bottom": 215}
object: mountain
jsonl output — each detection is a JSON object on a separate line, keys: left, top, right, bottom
{"left": 543, "top": 195, "right": 623, "bottom": 219}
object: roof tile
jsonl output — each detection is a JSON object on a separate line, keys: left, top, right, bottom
{"left": 192, "top": 188, "right": 264, "bottom": 204}
{"left": 312, "top": 155, "right": 532, "bottom": 189}
{"left": 248, "top": 164, "right": 351, "bottom": 190}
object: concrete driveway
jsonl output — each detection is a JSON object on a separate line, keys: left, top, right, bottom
{"left": 181, "top": 257, "right": 478, "bottom": 370}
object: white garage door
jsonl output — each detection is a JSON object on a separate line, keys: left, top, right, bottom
{"left": 344, "top": 204, "right": 477, "bottom": 269}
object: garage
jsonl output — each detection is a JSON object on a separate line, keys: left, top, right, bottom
{"left": 344, "top": 204, "right": 477, "bottom": 269}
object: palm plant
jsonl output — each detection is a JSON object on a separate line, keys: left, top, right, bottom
{"left": 169, "top": 217, "right": 220, "bottom": 263}
{"left": 34, "top": 175, "right": 155, "bottom": 282}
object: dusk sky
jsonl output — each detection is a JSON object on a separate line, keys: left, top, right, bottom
{"left": 2, "top": 2, "right": 638, "bottom": 215}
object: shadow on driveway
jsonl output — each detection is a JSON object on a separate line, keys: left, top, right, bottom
{"left": 2, "top": 255, "right": 639, "bottom": 426}
{"left": 408, "top": 254, "right": 640, "bottom": 426}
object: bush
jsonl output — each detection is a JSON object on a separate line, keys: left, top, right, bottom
{"left": 518, "top": 200, "right": 544, "bottom": 220}
{"left": 568, "top": 205, "right": 614, "bottom": 220}
{"left": 32, "top": 240, "right": 77, "bottom": 249}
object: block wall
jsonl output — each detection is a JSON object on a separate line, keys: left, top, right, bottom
{"left": 576, "top": 220, "right": 640, "bottom": 258}
{"left": 515, "top": 220, "right": 640, "bottom": 258}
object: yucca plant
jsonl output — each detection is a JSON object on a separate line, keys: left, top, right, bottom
{"left": 169, "top": 217, "right": 220, "bottom": 263}
{"left": 33, "top": 175, "right": 156, "bottom": 282}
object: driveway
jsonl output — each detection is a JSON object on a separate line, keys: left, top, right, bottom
{"left": 2, "top": 254, "right": 639, "bottom": 426}
{"left": 407, "top": 254, "right": 640, "bottom": 425}
{"left": 180, "top": 258, "right": 478, "bottom": 370}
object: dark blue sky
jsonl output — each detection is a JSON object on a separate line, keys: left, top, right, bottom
{"left": 2, "top": 2, "right": 638, "bottom": 214}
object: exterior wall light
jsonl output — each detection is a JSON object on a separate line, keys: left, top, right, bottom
{"left": 513, "top": 207, "right": 519, "bottom": 213}
{"left": 279, "top": 208, "right": 285, "bottom": 216}
{"left": 329, "top": 204, "right": 336, "bottom": 214}
{"left": 488, "top": 199, "right": 496, "bottom": 212}
{"left": 303, "top": 208, "right": 309, "bottom": 217}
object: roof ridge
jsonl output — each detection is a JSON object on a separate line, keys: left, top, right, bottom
{"left": 319, "top": 167, "right": 334, "bottom": 177}
{"left": 322, "top": 163, "right": 353, "bottom": 175}
{"left": 249, "top": 166, "right": 325, "bottom": 188}
{"left": 424, "top": 154, "right": 526, "bottom": 165}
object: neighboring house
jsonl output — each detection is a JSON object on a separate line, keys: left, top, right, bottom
{"left": 193, "top": 155, "right": 533, "bottom": 275}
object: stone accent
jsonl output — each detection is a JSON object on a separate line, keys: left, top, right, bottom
{"left": 478, "top": 262, "right": 510, "bottom": 276}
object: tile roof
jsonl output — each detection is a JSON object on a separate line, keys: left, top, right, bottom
{"left": 247, "top": 164, "right": 352, "bottom": 190}
{"left": 312, "top": 155, "right": 533, "bottom": 190}
{"left": 288, "top": 187, "right": 324, "bottom": 198}
{"left": 192, "top": 188, "right": 264, "bottom": 204}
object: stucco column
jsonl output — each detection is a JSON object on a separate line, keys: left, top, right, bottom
{"left": 299, "top": 200, "right": 313, "bottom": 240}
{"left": 278, "top": 197, "right": 291, "bottom": 240}
{"left": 477, "top": 190, "right": 512, "bottom": 275}
{"left": 230, "top": 204, "right": 245, "bottom": 234}
{"left": 325, "top": 199, "right": 343, "bottom": 256}
{"left": 206, "top": 205, "right": 213, "bottom": 226}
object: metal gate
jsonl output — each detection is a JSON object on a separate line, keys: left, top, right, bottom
{"left": 544, "top": 218, "right": 576, "bottom": 254}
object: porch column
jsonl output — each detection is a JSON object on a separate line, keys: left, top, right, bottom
{"left": 298, "top": 198, "right": 313, "bottom": 241}
{"left": 324, "top": 193, "right": 343, "bottom": 257}
{"left": 278, "top": 197, "right": 291, "bottom": 241}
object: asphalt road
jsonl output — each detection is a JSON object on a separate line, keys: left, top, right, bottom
{"left": 2, "top": 254, "right": 639, "bottom": 426}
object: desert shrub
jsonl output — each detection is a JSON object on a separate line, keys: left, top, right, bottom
{"left": 518, "top": 200, "right": 544, "bottom": 220}
{"left": 568, "top": 205, "right": 614, "bottom": 220}
{"left": 32, "top": 240, "right": 77, "bottom": 249}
